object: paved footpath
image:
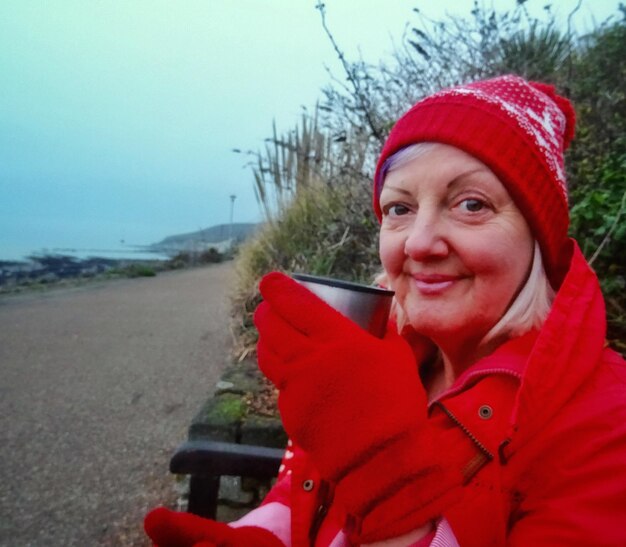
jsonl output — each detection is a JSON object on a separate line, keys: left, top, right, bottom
{"left": 0, "top": 262, "right": 235, "bottom": 546}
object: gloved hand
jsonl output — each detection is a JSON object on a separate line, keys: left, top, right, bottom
{"left": 144, "top": 507, "right": 284, "bottom": 547}
{"left": 255, "top": 272, "right": 486, "bottom": 543}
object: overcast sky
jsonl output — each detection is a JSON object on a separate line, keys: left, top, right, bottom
{"left": 0, "top": 0, "right": 621, "bottom": 260}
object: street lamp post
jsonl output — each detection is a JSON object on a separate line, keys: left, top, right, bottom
{"left": 229, "top": 194, "right": 236, "bottom": 248}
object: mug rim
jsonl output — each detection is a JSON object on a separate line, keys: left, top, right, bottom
{"left": 292, "top": 273, "right": 394, "bottom": 297}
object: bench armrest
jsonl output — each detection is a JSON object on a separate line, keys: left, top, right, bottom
{"left": 169, "top": 440, "right": 285, "bottom": 518}
{"left": 170, "top": 440, "right": 284, "bottom": 477}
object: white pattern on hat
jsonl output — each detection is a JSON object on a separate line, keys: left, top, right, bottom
{"left": 434, "top": 76, "right": 568, "bottom": 201}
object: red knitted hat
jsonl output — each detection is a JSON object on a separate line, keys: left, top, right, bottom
{"left": 373, "top": 75, "right": 576, "bottom": 286}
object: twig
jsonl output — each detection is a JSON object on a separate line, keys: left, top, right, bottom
{"left": 565, "top": 0, "right": 583, "bottom": 85}
{"left": 566, "top": 0, "right": 583, "bottom": 36}
{"left": 328, "top": 226, "right": 350, "bottom": 250}
{"left": 315, "top": 2, "right": 383, "bottom": 143}
{"left": 589, "top": 188, "right": 626, "bottom": 266}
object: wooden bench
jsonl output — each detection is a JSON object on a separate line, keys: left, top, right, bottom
{"left": 170, "top": 439, "right": 285, "bottom": 519}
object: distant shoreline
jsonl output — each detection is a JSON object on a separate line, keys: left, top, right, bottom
{"left": 0, "top": 222, "right": 256, "bottom": 294}
{"left": 0, "top": 249, "right": 227, "bottom": 296}
{"left": 0, "top": 245, "right": 168, "bottom": 264}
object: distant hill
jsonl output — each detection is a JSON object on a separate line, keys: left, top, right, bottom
{"left": 148, "top": 223, "right": 259, "bottom": 255}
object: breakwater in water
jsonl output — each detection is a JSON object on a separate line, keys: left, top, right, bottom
{"left": 0, "top": 254, "right": 166, "bottom": 290}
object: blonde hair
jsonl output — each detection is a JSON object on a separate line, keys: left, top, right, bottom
{"left": 482, "top": 241, "right": 554, "bottom": 343}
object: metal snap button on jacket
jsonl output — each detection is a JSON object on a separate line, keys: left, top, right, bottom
{"left": 479, "top": 405, "right": 493, "bottom": 419}
{"left": 302, "top": 479, "right": 315, "bottom": 491}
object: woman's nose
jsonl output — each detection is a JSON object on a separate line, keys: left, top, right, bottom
{"left": 404, "top": 212, "right": 449, "bottom": 260}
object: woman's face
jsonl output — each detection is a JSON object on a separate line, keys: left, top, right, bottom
{"left": 379, "top": 144, "right": 534, "bottom": 347}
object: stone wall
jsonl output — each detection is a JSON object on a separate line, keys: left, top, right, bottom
{"left": 180, "top": 358, "right": 286, "bottom": 520}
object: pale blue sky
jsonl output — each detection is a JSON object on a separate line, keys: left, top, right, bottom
{"left": 0, "top": 1, "right": 620, "bottom": 260}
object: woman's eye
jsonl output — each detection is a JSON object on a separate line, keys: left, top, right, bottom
{"left": 459, "top": 198, "right": 486, "bottom": 213}
{"left": 387, "top": 204, "right": 410, "bottom": 216}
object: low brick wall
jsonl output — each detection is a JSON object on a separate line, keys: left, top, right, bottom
{"left": 181, "top": 358, "right": 286, "bottom": 520}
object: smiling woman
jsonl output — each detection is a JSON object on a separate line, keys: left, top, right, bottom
{"left": 145, "top": 75, "right": 626, "bottom": 547}
{"left": 379, "top": 142, "right": 555, "bottom": 343}
{"left": 378, "top": 143, "right": 537, "bottom": 371}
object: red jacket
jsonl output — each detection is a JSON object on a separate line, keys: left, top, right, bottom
{"left": 257, "top": 241, "right": 626, "bottom": 545}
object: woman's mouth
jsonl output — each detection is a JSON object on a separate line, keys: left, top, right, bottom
{"left": 412, "top": 274, "right": 462, "bottom": 295}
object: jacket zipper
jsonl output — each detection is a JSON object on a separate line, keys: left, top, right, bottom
{"left": 309, "top": 479, "right": 332, "bottom": 545}
{"left": 434, "top": 401, "right": 495, "bottom": 483}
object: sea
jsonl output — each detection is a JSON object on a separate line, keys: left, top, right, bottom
{"left": 0, "top": 243, "right": 169, "bottom": 264}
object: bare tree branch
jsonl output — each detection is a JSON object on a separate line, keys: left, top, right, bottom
{"left": 589, "top": 189, "right": 626, "bottom": 266}
{"left": 315, "top": 1, "right": 384, "bottom": 143}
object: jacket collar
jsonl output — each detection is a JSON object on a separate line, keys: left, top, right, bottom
{"left": 430, "top": 331, "right": 535, "bottom": 405}
{"left": 504, "top": 239, "right": 606, "bottom": 456}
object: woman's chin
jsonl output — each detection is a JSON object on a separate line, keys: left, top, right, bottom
{"left": 407, "top": 316, "right": 489, "bottom": 347}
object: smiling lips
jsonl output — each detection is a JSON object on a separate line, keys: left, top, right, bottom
{"left": 412, "top": 274, "right": 464, "bottom": 295}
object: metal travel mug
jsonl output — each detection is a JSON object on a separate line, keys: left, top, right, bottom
{"left": 292, "top": 273, "right": 394, "bottom": 338}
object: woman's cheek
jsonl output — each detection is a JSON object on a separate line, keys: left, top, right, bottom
{"left": 378, "top": 231, "right": 404, "bottom": 276}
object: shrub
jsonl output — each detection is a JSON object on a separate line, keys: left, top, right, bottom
{"left": 167, "top": 248, "right": 225, "bottom": 269}
{"left": 125, "top": 264, "right": 157, "bottom": 278}
{"left": 231, "top": 182, "right": 380, "bottom": 360}
{"left": 199, "top": 248, "right": 224, "bottom": 264}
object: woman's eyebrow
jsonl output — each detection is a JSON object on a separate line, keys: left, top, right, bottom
{"left": 380, "top": 184, "right": 413, "bottom": 196}
{"left": 447, "top": 168, "right": 493, "bottom": 189}
{"left": 382, "top": 168, "right": 497, "bottom": 197}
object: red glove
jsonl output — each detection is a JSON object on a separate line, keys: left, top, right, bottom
{"left": 255, "top": 272, "right": 486, "bottom": 543}
{"left": 144, "top": 507, "right": 283, "bottom": 547}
